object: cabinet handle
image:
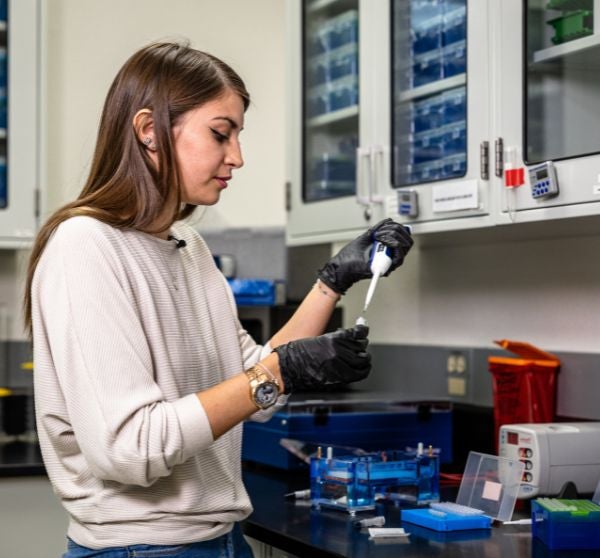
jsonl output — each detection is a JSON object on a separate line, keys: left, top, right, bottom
{"left": 355, "top": 147, "right": 371, "bottom": 207}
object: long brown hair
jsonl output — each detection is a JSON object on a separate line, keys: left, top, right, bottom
{"left": 24, "top": 41, "right": 250, "bottom": 336}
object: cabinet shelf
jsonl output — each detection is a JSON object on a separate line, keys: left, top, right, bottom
{"left": 0, "top": 128, "right": 5, "bottom": 140}
{"left": 306, "top": 104, "right": 358, "bottom": 127}
{"left": 396, "top": 74, "right": 466, "bottom": 103}
{"left": 0, "top": 21, "right": 6, "bottom": 32}
{"left": 533, "top": 32, "right": 600, "bottom": 66}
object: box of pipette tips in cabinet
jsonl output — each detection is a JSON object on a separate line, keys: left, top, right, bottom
{"left": 241, "top": 398, "right": 452, "bottom": 470}
{"left": 310, "top": 448, "right": 440, "bottom": 513}
{"left": 531, "top": 498, "right": 600, "bottom": 550}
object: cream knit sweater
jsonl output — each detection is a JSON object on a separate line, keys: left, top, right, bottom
{"left": 31, "top": 216, "right": 286, "bottom": 549}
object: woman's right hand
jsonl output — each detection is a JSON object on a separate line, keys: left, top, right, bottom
{"left": 273, "top": 324, "right": 371, "bottom": 394}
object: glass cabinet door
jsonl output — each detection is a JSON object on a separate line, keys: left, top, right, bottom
{"left": 497, "top": 0, "right": 600, "bottom": 219}
{"left": 386, "top": 0, "right": 492, "bottom": 231}
{"left": 525, "top": 0, "right": 600, "bottom": 163}
{"left": 0, "top": 0, "right": 40, "bottom": 246}
{"left": 392, "top": 0, "right": 467, "bottom": 188}
{"left": 303, "top": 0, "right": 359, "bottom": 202}
{"left": 0, "top": 1, "right": 7, "bottom": 210}
{"left": 287, "top": 0, "right": 382, "bottom": 245}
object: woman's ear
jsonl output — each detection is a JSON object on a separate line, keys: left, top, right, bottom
{"left": 133, "top": 109, "right": 157, "bottom": 151}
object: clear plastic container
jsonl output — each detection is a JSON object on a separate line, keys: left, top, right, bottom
{"left": 311, "top": 448, "right": 440, "bottom": 514}
{"left": 442, "top": 86, "right": 467, "bottom": 125}
{"left": 456, "top": 451, "right": 524, "bottom": 522}
{"left": 413, "top": 48, "right": 443, "bottom": 87}
{"left": 441, "top": 153, "right": 467, "bottom": 179}
{"left": 413, "top": 93, "right": 445, "bottom": 133}
{"left": 412, "top": 14, "right": 443, "bottom": 55}
{"left": 329, "top": 43, "right": 359, "bottom": 81}
{"left": 413, "top": 128, "right": 445, "bottom": 164}
{"left": 442, "top": 39, "right": 466, "bottom": 78}
{"left": 311, "top": 153, "right": 355, "bottom": 183}
{"left": 413, "top": 159, "right": 445, "bottom": 183}
{"left": 442, "top": 6, "right": 467, "bottom": 46}
{"left": 441, "top": 121, "right": 467, "bottom": 157}
{"left": 328, "top": 74, "right": 358, "bottom": 112}
{"left": 306, "top": 84, "right": 330, "bottom": 117}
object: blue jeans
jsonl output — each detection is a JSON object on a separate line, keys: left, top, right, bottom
{"left": 62, "top": 524, "right": 254, "bottom": 558}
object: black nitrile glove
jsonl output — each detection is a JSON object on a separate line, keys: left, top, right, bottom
{"left": 274, "top": 325, "right": 371, "bottom": 394}
{"left": 317, "top": 218, "right": 413, "bottom": 295}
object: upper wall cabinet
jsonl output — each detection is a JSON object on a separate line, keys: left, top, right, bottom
{"left": 382, "top": 0, "right": 493, "bottom": 234}
{"left": 495, "top": 0, "right": 600, "bottom": 225}
{"left": 286, "top": 0, "right": 391, "bottom": 245}
{"left": 0, "top": 0, "right": 41, "bottom": 248}
{"left": 286, "top": 0, "right": 600, "bottom": 245}
{"left": 285, "top": 0, "right": 494, "bottom": 245}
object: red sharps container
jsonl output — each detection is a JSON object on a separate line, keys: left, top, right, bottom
{"left": 488, "top": 339, "right": 560, "bottom": 451}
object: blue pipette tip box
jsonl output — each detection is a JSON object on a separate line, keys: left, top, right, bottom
{"left": 531, "top": 498, "right": 600, "bottom": 550}
{"left": 401, "top": 508, "right": 492, "bottom": 532}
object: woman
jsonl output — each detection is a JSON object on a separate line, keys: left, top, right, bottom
{"left": 24, "top": 41, "right": 413, "bottom": 557}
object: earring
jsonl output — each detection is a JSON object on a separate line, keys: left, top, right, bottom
{"left": 142, "top": 137, "right": 156, "bottom": 150}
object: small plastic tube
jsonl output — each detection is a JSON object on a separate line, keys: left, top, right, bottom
{"left": 284, "top": 489, "right": 311, "bottom": 500}
{"left": 353, "top": 515, "right": 385, "bottom": 529}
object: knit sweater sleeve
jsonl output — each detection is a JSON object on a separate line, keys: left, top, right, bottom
{"left": 32, "top": 219, "right": 213, "bottom": 487}
{"left": 218, "top": 273, "right": 289, "bottom": 421}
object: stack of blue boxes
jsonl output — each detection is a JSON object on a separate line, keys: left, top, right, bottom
{"left": 306, "top": 10, "right": 359, "bottom": 118}
{"left": 395, "top": 0, "right": 468, "bottom": 186}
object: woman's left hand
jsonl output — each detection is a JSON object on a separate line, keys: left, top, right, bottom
{"left": 317, "top": 218, "right": 413, "bottom": 295}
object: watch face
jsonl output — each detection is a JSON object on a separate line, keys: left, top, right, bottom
{"left": 255, "top": 381, "right": 279, "bottom": 408}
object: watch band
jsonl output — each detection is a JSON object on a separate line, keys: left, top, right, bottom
{"left": 245, "top": 364, "right": 280, "bottom": 409}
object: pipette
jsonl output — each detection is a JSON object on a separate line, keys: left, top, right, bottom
{"left": 363, "top": 241, "right": 392, "bottom": 313}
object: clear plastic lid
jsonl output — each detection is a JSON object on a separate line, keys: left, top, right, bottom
{"left": 456, "top": 451, "right": 525, "bottom": 522}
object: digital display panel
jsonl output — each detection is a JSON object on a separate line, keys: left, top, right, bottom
{"left": 507, "top": 431, "right": 519, "bottom": 445}
{"left": 536, "top": 168, "right": 548, "bottom": 180}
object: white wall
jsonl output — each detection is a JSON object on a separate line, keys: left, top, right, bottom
{"left": 44, "top": 0, "right": 286, "bottom": 228}
{"left": 2, "top": 0, "right": 287, "bottom": 340}
{"left": 341, "top": 224, "right": 600, "bottom": 354}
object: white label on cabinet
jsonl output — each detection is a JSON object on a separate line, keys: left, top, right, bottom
{"left": 432, "top": 180, "right": 479, "bottom": 213}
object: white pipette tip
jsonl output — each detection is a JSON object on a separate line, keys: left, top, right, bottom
{"left": 355, "top": 315, "right": 368, "bottom": 327}
{"left": 363, "top": 273, "right": 381, "bottom": 312}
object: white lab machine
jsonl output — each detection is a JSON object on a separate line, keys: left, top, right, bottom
{"left": 499, "top": 423, "right": 600, "bottom": 499}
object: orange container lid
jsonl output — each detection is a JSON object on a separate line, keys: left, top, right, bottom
{"left": 488, "top": 339, "right": 560, "bottom": 367}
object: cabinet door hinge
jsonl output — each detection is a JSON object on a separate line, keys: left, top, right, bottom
{"left": 480, "top": 141, "right": 489, "bottom": 180}
{"left": 495, "top": 138, "right": 504, "bottom": 178}
{"left": 285, "top": 181, "right": 291, "bottom": 212}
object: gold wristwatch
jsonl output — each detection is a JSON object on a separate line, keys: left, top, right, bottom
{"left": 245, "top": 365, "right": 280, "bottom": 409}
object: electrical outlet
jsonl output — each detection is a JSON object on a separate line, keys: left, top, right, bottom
{"left": 447, "top": 351, "right": 468, "bottom": 397}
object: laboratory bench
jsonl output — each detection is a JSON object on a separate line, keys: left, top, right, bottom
{"left": 241, "top": 463, "right": 600, "bottom": 558}
{"left": 3, "top": 442, "right": 600, "bottom": 557}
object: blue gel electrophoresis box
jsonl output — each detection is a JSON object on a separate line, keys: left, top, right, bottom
{"left": 242, "top": 400, "right": 452, "bottom": 470}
